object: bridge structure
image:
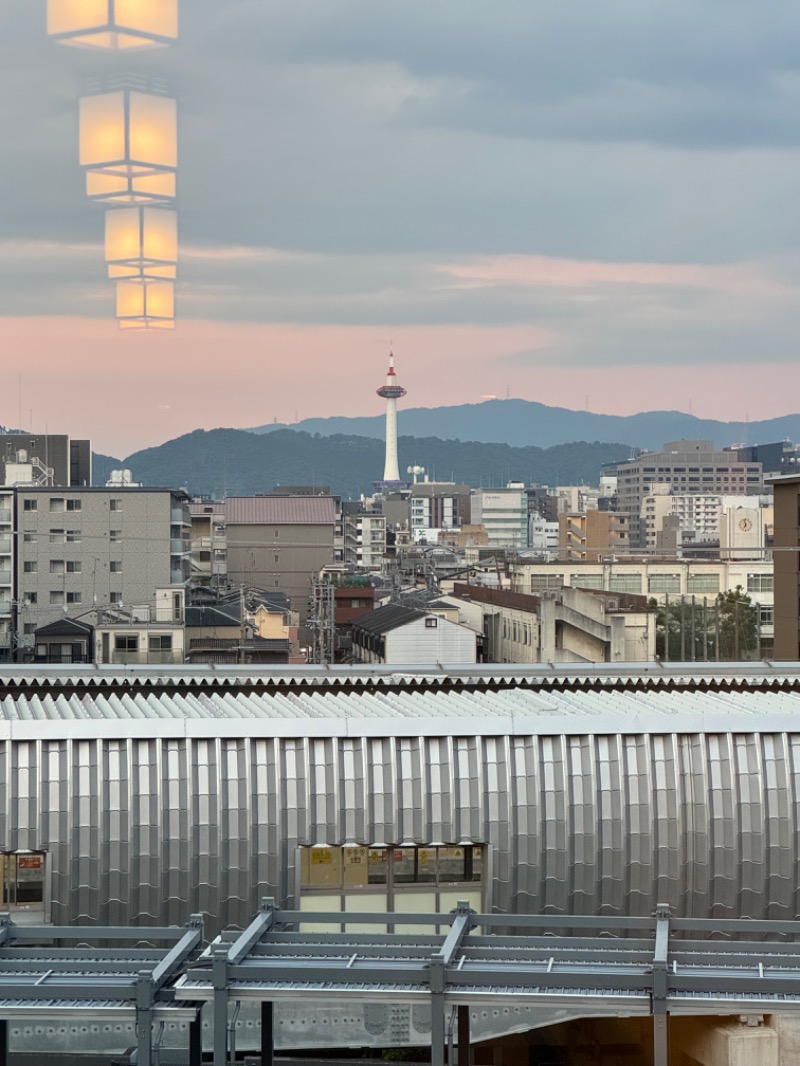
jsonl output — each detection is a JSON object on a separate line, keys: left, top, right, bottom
{"left": 3, "top": 902, "right": 800, "bottom": 1062}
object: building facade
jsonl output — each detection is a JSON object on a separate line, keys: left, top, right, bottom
{"left": 13, "top": 487, "right": 190, "bottom": 656}
{"left": 558, "top": 510, "right": 630, "bottom": 561}
{"left": 770, "top": 474, "right": 800, "bottom": 659}
{"left": 610, "top": 440, "right": 762, "bottom": 548}
{"left": 471, "top": 487, "right": 528, "bottom": 548}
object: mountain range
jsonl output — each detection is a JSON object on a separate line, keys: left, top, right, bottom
{"left": 93, "top": 429, "right": 632, "bottom": 499}
{"left": 251, "top": 399, "right": 800, "bottom": 452}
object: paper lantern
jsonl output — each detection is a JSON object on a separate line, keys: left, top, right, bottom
{"left": 116, "top": 279, "right": 175, "bottom": 329}
{"left": 106, "top": 207, "right": 177, "bottom": 280}
{"left": 47, "top": 0, "right": 178, "bottom": 50}
{"left": 80, "top": 89, "right": 177, "bottom": 204}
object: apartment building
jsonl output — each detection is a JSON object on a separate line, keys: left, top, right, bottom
{"left": 770, "top": 474, "right": 800, "bottom": 659}
{"left": 0, "top": 434, "right": 91, "bottom": 488}
{"left": 0, "top": 490, "right": 11, "bottom": 660}
{"left": 409, "top": 482, "right": 471, "bottom": 539}
{"left": 189, "top": 500, "right": 227, "bottom": 587}
{"left": 471, "top": 486, "right": 528, "bottom": 548}
{"left": 13, "top": 487, "right": 190, "bottom": 655}
{"left": 558, "top": 511, "right": 630, "bottom": 561}
{"left": 341, "top": 503, "right": 387, "bottom": 570}
{"left": 224, "top": 496, "right": 336, "bottom": 633}
{"left": 609, "top": 440, "right": 762, "bottom": 548}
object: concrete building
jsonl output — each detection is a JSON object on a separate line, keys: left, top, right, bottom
{"left": 770, "top": 474, "right": 800, "bottom": 659}
{"left": 0, "top": 490, "right": 11, "bottom": 660}
{"left": 558, "top": 510, "right": 630, "bottom": 560}
{"left": 510, "top": 557, "right": 774, "bottom": 654}
{"left": 444, "top": 582, "right": 653, "bottom": 663}
{"left": 409, "top": 482, "right": 471, "bottom": 539}
{"left": 350, "top": 602, "right": 477, "bottom": 664}
{"left": 471, "top": 486, "right": 528, "bottom": 548}
{"left": 528, "top": 517, "right": 560, "bottom": 558}
{"left": 189, "top": 500, "right": 227, "bottom": 587}
{"left": 224, "top": 496, "right": 336, "bottom": 635}
{"left": 0, "top": 434, "right": 91, "bottom": 488}
{"left": 341, "top": 503, "right": 386, "bottom": 570}
{"left": 610, "top": 440, "right": 763, "bottom": 548}
{"left": 13, "top": 487, "right": 190, "bottom": 657}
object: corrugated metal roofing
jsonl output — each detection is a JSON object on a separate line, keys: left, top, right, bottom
{"left": 225, "top": 496, "right": 336, "bottom": 525}
{"left": 2, "top": 686, "right": 800, "bottom": 726}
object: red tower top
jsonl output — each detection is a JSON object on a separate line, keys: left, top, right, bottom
{"left": 376, "top": 352, "right": 407, "bottom": 400}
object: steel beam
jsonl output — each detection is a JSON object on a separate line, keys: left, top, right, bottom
{"left": 136, "top": 971, "right": 153, "bottom": 1066}
{"left": 212, "top": 946, "right": 229, "bottom": 1066}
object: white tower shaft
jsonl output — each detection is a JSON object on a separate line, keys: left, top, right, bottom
{"left": 376, "top": 353, "right": 407, "bottom": 484}
{"left": 384, "top": 397, "right": 400, "bottom": 482}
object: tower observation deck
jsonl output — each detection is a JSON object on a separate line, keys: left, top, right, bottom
{"left": 376, "top": 352, "right": 407, "bottom": 484}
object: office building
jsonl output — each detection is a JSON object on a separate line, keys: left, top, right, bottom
{"left": 0, "top": 434, "right": 91, "bottom": 487}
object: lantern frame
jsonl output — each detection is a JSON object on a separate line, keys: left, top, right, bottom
{"left": 80, "top": 88, "right": 177, "bottom": 202}
{"left": 116, "top": 279, "right": 176, "bottom": 330}
{"left": 106, "top": 206, "right": 178, "bottom": 282}
{"left": 47, "top": 0, "right": 179, "bottom": 51}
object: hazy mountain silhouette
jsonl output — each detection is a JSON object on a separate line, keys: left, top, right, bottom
{"left": 251, "top": 399, "right": 800, "bottom": 451}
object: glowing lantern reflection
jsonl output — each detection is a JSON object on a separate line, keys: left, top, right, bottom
{"left": 80, "top": 89, "right": 177, "bottom": 204}
{"left": 47, "top": 0, "right": 178, "bottom": 50}
{"left": 116, "top": 279, "right": 175, "bottom": 329}
{"left": 106, "top": 207, "right": 177, "bottom": 280}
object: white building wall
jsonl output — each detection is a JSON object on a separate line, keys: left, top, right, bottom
{"left": 384, "top": 616, "right": 477, "bottom": 664}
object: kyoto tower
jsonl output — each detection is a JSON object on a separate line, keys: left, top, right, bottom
{"left": 376, "top": 352, "right": 407, "bottom": 483}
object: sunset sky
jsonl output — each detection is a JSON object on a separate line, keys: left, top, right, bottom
{"left": 3, "top": 1, "right": 800, "bottom": 457}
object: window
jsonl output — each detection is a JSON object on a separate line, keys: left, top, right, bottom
{"left": 300, "top": 844, "right": 483, "bottom": 892}
{"left": 66, "top": 592, "right": 81, "bottom": 605}
{"left": 22, "top": 533, "right": 34, "bottom": 542}
{"left": 109, "top": 499, "right": 122, "bottom": 511}
{"left": 49, "top": 591, "right": 64, "bottom": 605}
{"left": 49, "top": 529, "right": 65, "bottom": 544}
{"left": 66, "top": 530, "right": 81, "bottom": 544}
{"left": 23, "top": 623, "right": 36, "bottom": 635}
{"left": 66, "top": 561, "right": 81, "bottom": 573}
{"left": 109, "top": 530, "right": 121, "bottom": 542}
{"left": 687, "top": 574, "right": 720, "bottom": 594}
{"left": 49, "top": 498, "right": 64, "bottom": 512}
{"left": 148, "top": 635, "right": 173, "bottom": 652}
{"left": 609, "top": 573, "right": 643, "bottom": 593}
{"left": 50, "top": 560, "right": 64, "bottom": 574}
{"left": 109, "top": 561, "right": 122, "bottom": 573}
{"left": 648, "top": 574, "right": 681, "bottom": 594}
{"left": 110, "top": 592, "right": 122, "bottom": 605}
{"left": 570, "top": 573, "right": 603, "bottom": 589}
{"left": 27, "top": 593, "right": 37, "bottom": 605}
{"left": 747, "top": 573, "right": 773, "bottom": 594}
{"left": 114, "top": 635, "right": 138, "bottom": 652}
{"left": 274, "top": 529, "right": 279, "bottom": 538}
{"left": 23, "top": 561, "right": 37, "bottom": 573}
{"left": 529, "top": 574, "right": 564, "bottom": 592}
{"left": 66, "top": 499, "right": 81, "bottom": 512}
{"left": 23, "top": 499, "right": 37, "bottom": 512}
{"left": 760, "top": 606, "right": 774, "bottom": 627}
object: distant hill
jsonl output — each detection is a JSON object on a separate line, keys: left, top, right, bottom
{"left": 108, "top": 428, "right": 632, "bottom": 498}
{"left": 250, "top": 399, "right": 800, "bottom": 452}
{"left": 91, "top": 453, "right": 121, "bottom": 485}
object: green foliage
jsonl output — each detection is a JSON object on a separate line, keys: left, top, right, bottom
{"left": 100, "top": 428, "right": 632, "bottom": 499}
{"left": 654, "top": 587, "right": 759, "bottom": 661}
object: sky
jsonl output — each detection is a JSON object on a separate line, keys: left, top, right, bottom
{"left": 3, "top": 1, "right": 800, "bottom": 456}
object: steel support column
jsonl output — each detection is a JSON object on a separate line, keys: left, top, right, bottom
{"left": 457, "top": 1005, "right": 471, "bottom": 1066}
{"left": 0, "top": 1019, "right": 7, "bottom": 1066}
{"left": 212, "top": 946, "right": 229, "bottom": 1066}
{"left": 189, "top": 1011, "right": 203, "bottom": 1066}
{"left": 653, "top": 903, "right": 670, "bottom": 1066}
{"left": 261, "top": 1001, "right": 275, "bottom": 1066}
{"left": 136, "top": 971, "right": 153, "bottom": 1066}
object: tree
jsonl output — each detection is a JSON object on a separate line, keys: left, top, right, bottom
{"left": 652, "top": 586, "right": 759, "bottom": 661}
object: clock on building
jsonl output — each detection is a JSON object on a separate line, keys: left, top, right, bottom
{"left": 738, "top": 517, "right": 753, "bottom": 532}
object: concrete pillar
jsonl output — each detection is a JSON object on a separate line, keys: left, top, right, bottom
{"left": 673, "top": 1018, "right": 778, "bottom": 1066}
{"left": 773, "top": 1013, "right": 800, "bottom": 1064}
{"left": 539, "top": 593, "right": 557, "bottom": 662}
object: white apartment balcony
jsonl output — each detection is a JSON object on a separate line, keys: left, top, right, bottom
{"left": 0, "top": 569, "right": 11, "bottom": 587}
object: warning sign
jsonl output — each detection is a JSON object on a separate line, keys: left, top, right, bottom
{"left": 17, "top": 856, "right": 42, "bottom": 870}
